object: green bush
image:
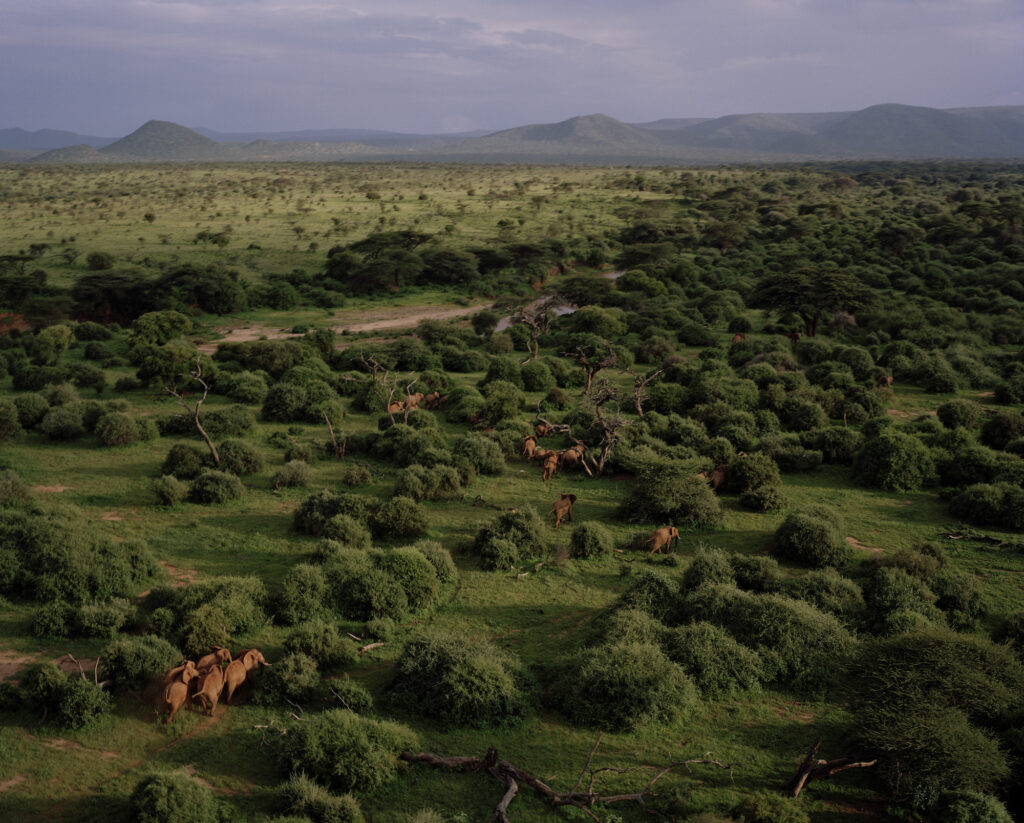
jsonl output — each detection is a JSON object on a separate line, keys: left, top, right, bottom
{"left": 521, "top": 360, "right": 556, "bottom": 392}
{"left": 0, "top": 398, "right": 24, "bottom": 440}
{"left": 726, "top": 453, "right": 780, "bottom": 493}
{"left": 278, "top": 709, "right": 418, "bottom": 794}
{"left": 390, "top": 630, "right": 533, "bottom": 728}
{"left": 452, "top": 433, "right": 505, "bottom": 474}
{"left": 257, "top": 653, "right": 321, "bottom": 705}
{"left": 729, "top": 554, "right": 782, "bottom": 593}
{"left": 189, "top": 469, "right": 245, "bottom": 504}
{"left": 662, "top": 622, "right": 764, "bottom": 698}
{"left": 218, "top": 439, "right": 266, "bottom": 475}
{"left": 14, "top": 393, "right": 49, "bottom": 429}
{"left": 593, "top": 608, "right": 665, "bottom": 646}
{"left": 273, "top": 460, "right": 313, "bottom": 489}
{"left": 95, "top": 411, "right": 141, "bottom": 446}
{"left": 376, "top": 548, "right": 439, "bottom": 611}
{"left": 569, "top": 522, "right": 614, "bottom": 559}
{"left": 328, "top": 676, "right": 374, "bottom": 714}
{"left": 39, "top": 405, "right": 85, "bottom": 440}
{"left": 55, "top": 677, "right": 111, "bottom": 729}
{"left": 854, "top": 429, "right": 935, "bottom": 491}
{"left": 772, "top": 505, "right": 850, "bottom": 568}
{"left": 278, "top": 564, "right": 328, "bottom": 625}
{"left": 178, "top": 576, "right": 268, "bottom": 634}
{"left": 32, "top": 600, "right": 73, "bottom": 638}
{"left": 680, "top": 545, "right": 736, "bottom": 592}
{"left": 934, "top": 791, "right": 1014, "bottom": 823}
{"left": 338, "top": 568, "right": 409, "bottom": 622}
{"left": 471, "top": 507, "right": 546, "bottom": 570}
{"left": 0, "top": 469, "right": 31, "bottom": 508}
{"left": 338, "top": 463, "right": 372, "bottom": 487}
{"left": 129, "top": 771, "right": 223, "bottom": 823}
{"left": 370, "top": 496, "right": 427, "bottom": 540}
{"left": 20, "top": 662, "right": 67, "bottom": 714}
{"left": 161, "top": 443, "right": 208, "bottom": 479}
{"left": 177, "top": 604, "right": 232, "bottom": 656}
{"left": 616, "top": 569, "right": 677, "bottom": 622}
{"left": 100, "top": 635, "right": 183, "bottom": 691}
{"left": 938, "top": 398, "right": 983, "bottom": 430}
{"left": 980, "top": 411, "right": 1024, "bottom": 451}
{"left": 620, "top": 462, "right": 723, "bottom": 529}
{"left": 74, "top": 598, "right": 134, "bottom": 638}
{"left": 284, "top": 621, "right": 357, "bottom": 669}
{"left": 278, "top": 773, "right": 363, "bottom": 823}
{"left": 786, "top": 568, "right": 865, "bottom": 624}
{"left": 734, "top": 793, "right": 809, "bottom": 823}
{"left": 864, "top": 566, "right": 942, "bottom": 630}
{"left": 153, "top": 475, "right": 188, "bottom": 505}
{"left": 411, "top": 540, "right": 457, "bottom": 583}
{"left": 555, "top": 641, "right": 696, "bottom": 731}
{"left": 320, "top": 515, "right": 372, "bottom": 551}
{"left": 739, "top": 485, "right": 787, "bottom": 512}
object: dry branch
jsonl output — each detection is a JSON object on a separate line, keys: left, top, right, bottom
{"left": 784, "top": 738, "right": 877, "bottom": 798}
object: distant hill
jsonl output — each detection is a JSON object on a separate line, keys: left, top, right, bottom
{"left": 0, "top": 127, "right": 113, "bottom": 150}
{"left": 100, "top": 120, "right": 238, "bottom": 161}
{"left": 12, "top": 104, "right": 1024, "bottom": 165}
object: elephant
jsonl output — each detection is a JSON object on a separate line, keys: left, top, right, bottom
{"left": 388, "top": 401, "right": 404, "bottom": 415}
{"left": 532, "top": 448, "right": 556, "bottom": 463}
{"left": 647, "top": 526, "right": 680, "bottom": 556}
{"left": 877, "top": 375, "right": 894, "bottom": 387}
{"left": 731, "top": 333, "right": 746, "bottom": 343}
{"left": 559, "top": 445, "right": 585, "bottom": 469}
{"left": 541, "top": 453, "right": 559, "bottom": 481}
{"left": 191, "top": 665, "right": 227, "bottom": 716}
{"left": 423, "top": 391, "right": 440, "bottom": 408}
{"left": 162, "top": 667, "right": 198, "bottom": 724}
{"left": 223, "top": 649, "right": 270, "bottom": 704}
{"left": 196, "top": 647, "right": 231, "bottom": 670}
{"left": 403, "top": 392, "right": 425, "bottom": 410}
{"left": 550, "top": 493, "right": 577, "bottom": 528}
{"left": 784, "top": 332, "right": 802, "bottom": 342}
{"left": 535, "top": 422, "right": 551, "bottom": 438}
{"left": 522, "top": 435, "right": 538, "bottom": 459}
{"left": 160, "top": 659, "right": 196, "bottom": 689}
{"left": 708, "top": 464, "right": 728, "bottom": 492}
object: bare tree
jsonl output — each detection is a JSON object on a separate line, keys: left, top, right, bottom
{"left": 361, "top": 355, "right": 415, "bottom": 424}
{"left": 511, "top": 297, "right": 560, "bottom": 362}
{"left": 785, "top": 739, "right": 876, "bottom": 798}
{"left": 584, "top": 378, "right": 629, "bottom": 477}
{"left": 164, "top": 359, "right": 219, "bottom": 467}
{"left": 565, "top": 341, "right": 618, "bottom": 398}
{"left": 622, "top": 366, "right": 664, "bottom": 416}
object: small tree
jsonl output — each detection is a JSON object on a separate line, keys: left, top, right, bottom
{"left": 164, "top": 359, "right": 219, "bottom": 467}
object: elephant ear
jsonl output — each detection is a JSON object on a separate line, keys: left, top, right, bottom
{"left": 569, "top": 494, "right": 577, "bottom": 503}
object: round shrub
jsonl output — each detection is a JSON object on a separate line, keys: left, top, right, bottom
{"left": 189, "top": 469, "right": 245, "bottom": 504}
{"left": 729, "top": 554, "right": 782, "bottom": 593}
{"left": 948, "top": 483, "right": 1008, "bottom": 527}
{"left": 735, "top": 794, "right": 810, "bottom": 823}
{"left": 412, "top": 540, "right": 457, "bottom": 583}
{"left": 284, "top": 441, "right": 314, "bottom": 463}
{"left": 14, "top": 393, "right": 49, "bottom": 429}
{"left": 773, "top": 505, "right": 850, "bottom": 568}
{"left": 726, "top": 453, "right": 780, "bottom": 493}
{"left": 339, "top": 568, "right": 409, "bottom": 621}
{"left": 739, "top": 485, "right": 786, "bottom": 512}
{"left": 620, "top": 462, "right": 723, "bottom": 529}
{"left": 452, "top": 432, "right": 505, "bottom": 475}
{"left": 478, "top": 537, "right": 519, "bottom": 570}
{"left": 161, "top": 444, "right": 208, "bottom": 479}
{"left": 390, "top": 631, "right": 533, "bottom": 728}
{"left": 662, "top": 622, "right": 764, "bottom": 698}
{"left": 363, "top": 617, "right": 396, "bottom": 641}
{"left": 521, "top": 360, "right": 556, "bottom": 392}
{"left": 556, "top": 641, "right": 697, "bottom": 731}
{"left": 32, "top": 600, "right": 73, "bottom": 638}
{"left": 100, "top": 635, "right": 183, "bottom": 692}
{"left": 569, "top": 522, "right": 613, "bottom": 559}
{"left": 74, "top": 598, "right": 134, "bottom": 638}
{"left": 980, "top": 411, "right": 1024, "bottom": 451}
{"left": 218, "top": 439, "right": 265, "bottom": 475}
{"left": 376, "top": 548, "right": 439, "bottom": 611}
{"left": 780, "top": 397, "right": 828, "bottom": 431}
{"left": 480, "top": 380, "right": 525, "bottom": 426}
{"left": 177, "top": 604, "right": 232, "bottom": 657}
{"left": 338, "top": 463, "right": 372, "bottom": 487}
{"left": 320, "top": 515, "right": 372, "bottom": 551}
{"left": 39, "top": 406, "right": 85, "bottom": 440}
{"left": 278, "top": 709, "right": 418, "bottom": 794}
{"left": 226, "top": 371, "right": 269, "bottom": 405}
{"left": 370, "top": 496, "right": 427, "bottom": 540}
{"left": 56, "top": 678, "right": 111, "bottom": 729}
{"left": 278, "top": 773, "right": 363, "bottom": 823}
{"left": 257, "top": 653, "right": 321, "bottom": 705}
{"left": 0, "top": 398, "right": 23, "bottom": 440}
{"left": 329, "top": 676, "right": 374, "bottom": 714}
{"left": 934, "top": 792, "right": 1013, "bottom": 823}
{"left": 786, "top": 568, "right": 865, "bottom": 624}
{"left": 153, "top": 475, "right": 188, "bottom": 506}
{"left": 284, "top": 620, "right": 357, "bottom": 669}
{"left": 938, "top": 398, "right": 983, "bottom": 430}
{"left": 855, "top": 428, "right": 935, "bottom": 491}
{"left": 471, "top": 507, "right": 546, "bottom": 570}
{"left": 273, "top": 460, "right": 312, "bottom": 489}
{"left": 129, "top": 771, "right": 222, "bottom": 823}
{"left": 278, "top": 564, "right": 328, "bottom": 625}
{"left": 680, "top": 545, "right": 736, "bottom": 592}
{"left": 616, "top": 569, "right": 677, "bottom": 622}
{"left": 95, "top": 412, "right": 141, "bottom": 446}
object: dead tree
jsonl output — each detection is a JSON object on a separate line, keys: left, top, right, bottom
{"left": 784, "top": 739, "right": 876, "bottom": 798}
{"left": 361, "top": 355, "right": 415, "bottom": 425}
{"left": 584, "top": 378, "right": 629, "bottom": 477}
{"left": 323, "top": 410, "right": 345, "bottom": 460}
{"left": 164, "top": 359, "right": 219, "bottom": 467}
{"left": 400, "top": 737, "right": 740, "bottom": 822}
{"left": 622, "top": 366, "right": 664, "bottom": 416}
{"left": 565, "top": 341, "right": 618, "bottom": 399}
{"left": 511, "top": 297, "right": 560, "bottom": 362}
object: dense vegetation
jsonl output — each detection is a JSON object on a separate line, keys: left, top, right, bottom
{"left": 0, "top": 160, "right": 1022, "bottom": 823}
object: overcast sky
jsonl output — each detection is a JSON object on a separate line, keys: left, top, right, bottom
{"left": 2, "top": 0, "right": 1022, "bottom": 135}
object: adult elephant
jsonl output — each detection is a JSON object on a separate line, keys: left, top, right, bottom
{"left": 647, "top": 526, "right": 680, "bottom": 556}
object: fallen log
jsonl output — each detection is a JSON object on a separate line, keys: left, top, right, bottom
{"left": 784, "top": 738, "right": 877, "bottom": 798}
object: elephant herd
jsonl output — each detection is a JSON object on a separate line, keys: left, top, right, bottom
{"left": 521, "top": 428, "right": 587, "bottom": 483}
{"left": 387, "top": 391, "right": 448, "bottom": 416}
{"left": 160, "top": 646, "right": 269, "bottom": 723}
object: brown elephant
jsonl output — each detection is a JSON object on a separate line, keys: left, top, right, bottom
{"left": 191, "top": 665, "right": 227, "bottom": 716}
{"left": 541, "top": 453, "right": 559, "bottom": 481}
{"left": 522, "top": 435, "right": 538, "bottom": 459}
{"left": 877, "top": 375, "right": 894, "bottom": 387}
{"left": 196, "top": 647, "right": 231, "bottom": 670}
{"left": 403, "top": 392, "right": 425, "bottom": 410}
{"left": 731, "top": 333, "right": 746, "bottom": 343}
{"left": 161, "top": 659, "right": 196, "bottom": 689}
{"left": 222, "top": 649, "right": 269, "bottom": 705}
{"left": 162, "top": 667, "right": 199, "bottom": 724}
{"left": 708, "top": 464, "right": 728, "bottom": 492}
{"left": 532, "top": 448, "right": 556, "bottom": 463}
{"left": 550, "top": 493, "right": 577, "bottom": 528}
{"left": 559, "top": 444, "right": 585, "bottom": 469}
{"left": 423, "top": 391, "right": 441, "bottom": 408}
{"left": 784, "top": 332, "right": 802, "bottom": 342}
{"left": 535, "top": 422, "right": 551, "bottom": 438}
{"left": 647, "top": 526, "right": 680, "bottom": 556}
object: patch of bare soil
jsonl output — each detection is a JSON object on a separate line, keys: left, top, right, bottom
{"left": 32, "top": 484, "right": 72, "bottom": 493}
{"left": 0, "top": 775, "right": 27, "bottom": 793}
{"left": 824, "top": 799, "right": 889, "bottom": 819}
{"left": 846, "top": 536, "right": 884, "bottom": 554}
{"left": 196, "top": 302, "right": 490, "bottom": 353}
{"left": 769, "top": 700, "right": 815, "bottom": 723}
{"left": 885, "top": 408, "right": 913, "bottom": 419}
{"left": 41, "top": 737, "right": 117, "bottom": 760}
{"left": 976, "top": 391, "right": 995, "bottom": 397}
{"left": 0, "top": 650, "right": 35, "bottom": 683}
{"left": 0, "top": 312, "right": 30, "bottom": 333}
{"left": 159, "top": 560, "right": 200, "bottom": 587}
{"left": 184, "top": 764, "right": 236, "bottom": 795}
{"left": 100, "top": 511, "right": 124, "bottom": 521}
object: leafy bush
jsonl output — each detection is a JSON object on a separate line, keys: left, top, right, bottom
{"left": 662, "top": 622, "right": 764, "bottom": 698}
{"left": 725, "top": 453, "right": 780, "bottom": 493}
{"left": 337, "top": 568, "right": 409, "bottom": 622}
{"left": 739, "top": 485, "right": 786, "bottom": 512}
{"left": 376, "top": 548, "right": 439, "bottom": 611}
{"left": 178, "top": 576, "right": 268, "bottom": 634}
{"left": 864, "top": 566, "right": 942, "bottom": 631}
{"left": 320, "top": 516, "right": 373, "bottom": 551}
{"left": 452, "top": 433, "right": 505, "bottom": 475}
{"left": 278, "top": 564, "right": 328, "bottom": 625}
{"left": 278, "top": 773, "right": 363, "bottom": 823}
{"left": 161, "top": 444, "right": 208, "bottom": 479}
{"left": 471, "top": 507, "right": 546, "bottom": 570}
{"left": 278, "top": 709, "right": 418, "bottom": 793}
{"left": 772, "top": 505, "right": 850, "bottom": 568}
{"left": 980, "top": 411, "right": 1024, "bottom": 451}
{"left": 555, "top": 641, "right": 696, "bottom": 731}
{"left": 273, "top": 460, "right": 313, "bottom": 489}
{"left": 934, "top": 791, "right": 1014, "bottom": 823}
{"left": 189, "top": 469, "right": 245, "bottom": 504}
{"left": 854, "top": 429, "right": 935, "bottom": 491}
{"left": 735, "top": 793, "right": 810, "bottom": 823}
{"left": 218, "top": 439, "right": 266, "bottom": 475}
{"left": 569, "top": 522, "right": 613, "bottom": 559}
{"left": 39, "top": 405, "right": 85, "bottom": 440}
{"left": 32, "top": 600, "right": 73, "bottom": 638}
{"left": 390, "top": 630, "right": 533, "bottom": 728}
{"left": 620, "top": 462, "right": 722, "bottom": 529}
{"left": 370, "top": 496, "right": 427, "bottom": 540}
{"left": 938, "top": 398, "right": 983, "bottom": 430}
{"left": 95, "top": 411, "right": 141, "bottom": 446}
{"left": 257, "top": 653, "right": 321, "bottom": 705}
{"left": 0, "top": 398, "right": 23, "bottom": 440}
{"left": 13, "top": 393, "right": 49, "bottom": 429}
{"left": 411, "top": 540, "right": 457, "bottom": 583}
{"left": 786, "top": 568, "right": 865, "bottom": 624}
{"left": 680, "top": 545, "right": 735, "bottom": 592}
{"left": 521, "top": 360, "right": 556, "bottom": 392}
{"left": 129, "top": 771, "right": 223, "bottom": 823}
{"left": 100, "top": 635, "right": 183, "bottom": 691}
{"left": 153, "top": 475, "right": 188, "bottom": 505}
{"left": 55, "top": 677, "right": 111, "bottom": 729}
{"left": 338, "top": 463, "right": 372, "bottom": 487}
{"left": 616, "top": 570, "right": 677, "bottom": 622}
{"left": 284, "top": 620, "right": 357, "bottom": 669}
{"left": 74, "top": 598, "right": 134, "bottom": 638}
{"left": 177, "top": 604, "right": 232, "bottom": 656}
{"left": 0, "top": 469, "right": 31, "bottom": 508}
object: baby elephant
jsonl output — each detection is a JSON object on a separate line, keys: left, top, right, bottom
{"left": 550, "top": 493, "right": 577, "bottom": 529}
{"left": 541, "top": 453, "right": 559, "bottom": 481}
{"left": 648, "top": 526, "right": 680, "bottom": 556}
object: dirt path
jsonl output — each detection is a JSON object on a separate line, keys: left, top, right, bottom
{"left": 846, "top": 536, "right": 884, "bottom": 554}
{"left": 196, "top": 301, "right": 490, "bottom": 353}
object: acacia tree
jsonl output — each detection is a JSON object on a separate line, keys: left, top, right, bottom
{"left": 750, "top": 268, "right": 875, "bottom": 337}
{"left": 565, "top": 339, "right": 618, "bottom": 398}
{"left": 512, "top": 297, "right": 560, "bottom": 362}
{"left": 622, "top": 366, "right": 664, "bottom": 416}
{"left": 165, "top": 360, "right": 219, "bottom": 467}
{"left": 586, "top": 378, "right": 629, "bottom": 476}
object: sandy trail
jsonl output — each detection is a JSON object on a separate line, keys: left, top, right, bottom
{"left": 196, "top": 302, "right": 490, "bottom": 352}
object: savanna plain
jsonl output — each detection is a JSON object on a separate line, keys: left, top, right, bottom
{"left": 0, "top": 161, "right": 1023, "bottom": 823}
